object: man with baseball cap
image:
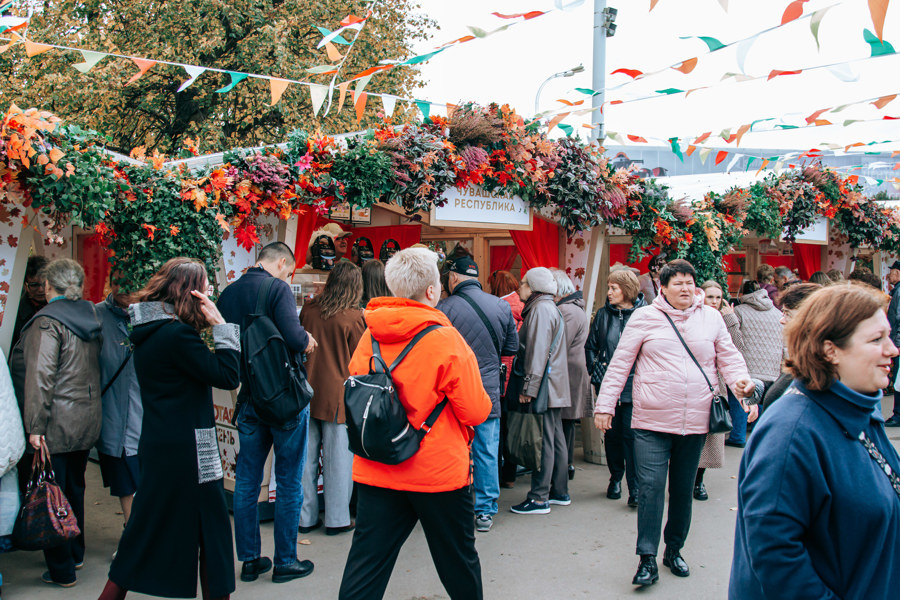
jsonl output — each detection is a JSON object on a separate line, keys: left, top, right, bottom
{"left": 437, "top": 257, "right": 518, "bottom": 532}
{"left": 321, "top": 223, "right": 353, "bottom": 260}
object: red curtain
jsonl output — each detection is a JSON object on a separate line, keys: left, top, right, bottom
{"left": 346, "top": 224, "right": 422, "bottom": 258}
{"left": 792, "top": 243, "right": 821, "bottom": 280}
{"left": 510, "top": 217, "right": 560, "bottom": 272}
{"left": 608, "top": 243, "right": 654, "bottom": 273}
{"left": 490, "top": 246, "right": 518, "bottom": 274}
{"left": 294, "top": 207, "right": 325, "bottom": 269}
{"left": 79, "top": 234, "right": 110, "bottom": 303}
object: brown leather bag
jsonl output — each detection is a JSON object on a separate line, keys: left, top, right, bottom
{"left": 12, "top": 440, "right": 81, "bottom": 551}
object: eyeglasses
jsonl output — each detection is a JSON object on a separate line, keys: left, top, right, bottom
{"left": 25, "top": 282, "right": 43, "bottom": 289}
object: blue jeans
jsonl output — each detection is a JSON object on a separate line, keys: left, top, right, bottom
{"left": 472, "top": 417, "right": 500, "bottom": 516}
{"left": 233, "top": 401, "right": 309, "bottom": 567}
{"left": 726, "top": 389, "right": 747, "bottom": 444}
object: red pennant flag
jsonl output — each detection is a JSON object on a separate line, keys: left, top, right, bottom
{"left": 768, "top": 69, "right": 803, "bottom": 80}
{"left": 610, "top": 100, "right": 624, "bottom": 105}
{"left": 340, "top": 14, "right": 365, "bottom": 26}
{"left": 611, "top": 68, "right": 643, "bottom": 79}
{"left": 723, "top": 134, "right": 737, "bottom": 144}
{"left": 492, "top": 11, "right": 544, "bottom": 19}
{"left": 873, "top": 94, "right": 897, "bottom": 109}
{"left": 627, "top": 134, "right": 648, "bottom": 143}
{"left": 672, "top": 58, "right": 698, "bottom": 74}
{"left": 126, "top": 58, "right": 156, "bottom": 86}
{"left": 869, "top": 0, "right": 889, "bottom": 41}
{"left": 715, "top": 151, "right": 728, "bottom": 165}
{"left": 885, "top": 116, "right": 900, "bottom": 120}
{"left": 693, "top": 132, "right": 712, "bottom": 144}
{"left": 781, "top": 0, "right": 808, "bottom": 25}
{"left": 805, "top": 108, "right": 830, "bottom": 124}
{"left": 347, "top": 65, "right": 392, "bottom": 79}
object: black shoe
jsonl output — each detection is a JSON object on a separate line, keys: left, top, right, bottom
{"left": 272, "top": 559, "right": 314, "bottom": 583}
{"left": 663, "top": 548, "right": 690, "bottom": 577}
{"left": 627, "top": 493, "right": 638, "bottom": 508}
{"left": 724, "top": 438, "right": 746, "bottom": 448}
{"left": 298, "top": 519, "right": 323, "bottom": 534}
{"left": 240, "top": 557, "right": 272, "bottom": 582}
{"left": 886, "top": 416, "right": 900, "bottom": 427}
{"left": 693, "top": 482, "right": 708, "bottom": 501}
{"left": 607, "top": 480, "right": 622, "bottom": 500}
{"left": 632, "top": 555, "right": 659, "bottom": 586}
{"left": 568, "top": 464, "right": 575, "bottom": 481}
{"left": 325, "top": 522, "right": 355, "bottom": 536}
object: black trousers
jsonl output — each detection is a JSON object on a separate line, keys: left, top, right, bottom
{"left": 338, "top": 483, "right": 483, "bottom": 600}
{"left": 562, "top": 418, "right": 577, "bottom": 465}
{"left": 38, "top": 450, "right": 89, "bottom": 583}
{"left": 633, "top": 430, "right": 706, "bottom": 557}
{"left": 499, "top": 408, "right": 517, "bottom": 484}
{"left": 605, "top": 402, "right": 637, "bottom": 493}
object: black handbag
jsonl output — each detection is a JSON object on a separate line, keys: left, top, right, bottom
{"left": 662, "top": 313, "right": 733, "bottom": 435}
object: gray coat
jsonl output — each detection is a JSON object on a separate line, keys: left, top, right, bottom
{"left": 96, "top": 294, "right": 142, "bottom": 457}
{"left": 557, "top": 292, "right": 591, "bottom": 420}
{"left": 518, "top": 294, "right": 570, "bottom": 409}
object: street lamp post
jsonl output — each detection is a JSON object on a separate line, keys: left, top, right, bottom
{"left": 534, "top": 64, "right": 585, "bottom": 115}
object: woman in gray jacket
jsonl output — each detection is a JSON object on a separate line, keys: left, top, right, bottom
{"left": 510, "top": 267, "right": 571, "bottom": 515}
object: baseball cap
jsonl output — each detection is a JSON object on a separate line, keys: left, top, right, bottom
{"left": 322, "top": 223, "right": 352, "bottom": 239}
{"left": 448, "top": 257, "right": 479, "bottom": 277}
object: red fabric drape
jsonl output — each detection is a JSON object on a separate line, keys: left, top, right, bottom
{"left": 608, "top": 244, "right": 654, "bottom": 273}
{"left": 79, "top": 234, "right": 110, "bottom": 302}
{"left": 792, "top": 243, "right": 821, "bottom": 280}
{"left": 490, "top": 246, "right": 518, "bottom": 274}
{"left": 294, "top": 207, "right": 325, "bottom": 269}
{"left": 509, "top": 217, "right": 561, "bottom": 272}
{"left": 346, "top": 224, "right": 422, "bottom": 258}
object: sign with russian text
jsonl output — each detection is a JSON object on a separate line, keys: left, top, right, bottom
{"left": 432, "top": 186, "right": 532, "bottom": 230}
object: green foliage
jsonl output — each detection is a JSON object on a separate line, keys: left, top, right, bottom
{"left": 743, "top": 178, "right": 781, "bottom": 239}
{"left": 330, "top": 137, "right": 393, "bottom": 209}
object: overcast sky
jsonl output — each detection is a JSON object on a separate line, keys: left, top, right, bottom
{"left": 406, "top": 0, "right": 900, "bottom": 152}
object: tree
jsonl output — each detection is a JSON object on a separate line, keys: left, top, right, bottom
{"left": 0, "top": 0, "right": 434, "bottom": 153}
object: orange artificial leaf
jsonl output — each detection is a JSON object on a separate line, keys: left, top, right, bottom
{"left": 49, "top": 147, "right": 64, "bottom": 163}
{"left": 873, "top": 94, "right": 897, "bottom": 109}
{"left": 215, "top": 213, "right": 231, "bottom": 233}
{"left": 672, "top": 58, "right": 698, "bottom": 75}
{"left": 169, "top": 225, "right": 180, "bottom": 236}
{"left": 36, "top": 154, "right": 49, "bottom": 166}
{"left": 141, "top": 224, "right": 158, "bottom": 240}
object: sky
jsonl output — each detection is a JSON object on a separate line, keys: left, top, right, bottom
{"left": 405, "top": 0, "right": 900, "bottom": 152}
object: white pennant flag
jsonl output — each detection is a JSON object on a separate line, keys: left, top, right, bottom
{"left": 308, "top": 84, "right": 329, "bottom": 117}
{"left": 354, "top": 74, "right": 372, "bottom": 101}
{"left": 735, "top": 37, "right": 756, "bottom": 74}
{"left": 726, "top": 153, "right": 743, "bottom": 172}
{"left": 177, "top": 66, "right": 206, "bottom": 92}
{"left": 827, "top": 63, "right": 859, "bottom": 83}
{"left": 699, "top": 148, "right": 712, "bottom": 165}
{"left": 381, "top": 94, "right": 398, "bottom": 117}
{"left": 72, "top": 50, "right": 106, "bottom": 74}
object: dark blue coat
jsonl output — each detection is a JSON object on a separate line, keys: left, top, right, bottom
{"left": 730, "top": 379, "right": 900, "bottom": 600}
{"left": 437, "top": 279, "right": 518, "bottom": 417}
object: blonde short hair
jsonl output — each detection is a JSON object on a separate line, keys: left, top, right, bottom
{"left": 608, "top": 269, "right": 640, "bottom": 303}
{"left": 384, "top": 247, "right": 440, "bottom": 300}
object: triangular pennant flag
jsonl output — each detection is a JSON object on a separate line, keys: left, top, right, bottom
{"left": 215, "top": 71, "right": 247, "bottom": 93}
{"left": 126, "top": 58, "right": 156, "bottom": 86}
{"left": 734, "top": 124, "right": 751, "bottom": 147}
{"left": 655, "top": 88, "right": 684, "bottom": 95}
{"left": 611, "top": 68, "right": 643, "bottom": 79}
{"left": 726, "top": 153, "right": 742, "bottom": 172}
{"left": 756, "top": 159, "right": 770, "bottom": 175}
{"left": 827, "top": 64, "right": 859, "bottom": 82}
{"left": 810, "top": 6, "right": 833, "bottom": 50}
{"left": 337, "top": 82, "right": 350, "bottom": 113}
{"left": 718, "top": 0, "right": 728, "bottom": 10}
{"left": 380, "top": 94, "right": 397, "bottom": 117}
{"left": 0, "top": 30, "right": 19, "bottom": 54}
{"left": 23, "top": 38, "right": 53, "bottom": 57}
{"left": 736, "top": 37, "right": 756, "bottom": 74}
{"left": 650, "top": 0, "right": 660, "bottom": 10}
{"left": 308, "top": 84, "right": 329, "bottom": 117}
{"left": 869, "top": 0, "right": 889, "bottom": 41}
{"left": 750, "top": 118, "right": 775, "bottom": 130}
{"left": 627, "top": 134, "right": 648, "bottom": 143}
{"left": 307, "top": 65, "right": 338, "bottom": 75}
{"left": 401, "top": 49, "right": 445, "bottom": 65}
{"left": 715, "top": 150, "right": 728, "bottom": 165}
{"left": 606, "top": 131, "right": 624, "bottom": 144}
{"left": 315, "top": 26, "right": 350, "bottom": 46}
{"left": 672, "top": 58, "right": 698, "bottom": 75}
{"left": 746, "top": 156, "right": 757, "bottom": 171}
{"left": 768, "top": 69, "right": 802, "bottom": 80}
{"left": 177, "top": 65, "right": 206, "bottom": 92}
{"left": 354, "top": 74, "right": 372, "bottom": 99}
{"left": 873, "top": 94, "right": 897, "bottom": 109}
{"left": 781, "top": 0, "right": 808, "bottom": 25}
{"left": 324, "top": 42, "right": 344, "bottom": 62}
{"left": 805, "top": 108, "right": 830, "bottom": 124}
{"left": 680, "top": 35, "right": 725, "bottom": 52}
{"left": 685, "top": 145, "right": 697, "bottom": 157}
{"left": 694, "top": 132, "right": 711, "bottom": 144}
{"left": 355, "top": 92, "right": 368, "bottom": 124}
{"left": 415, "top": 100, "right": 431, "bottom": 121}
{"left": 669, "top": 137, "right": 684, "bottom": 162}
{"left": 558, "top": 124, "right": 574, "bottom": 136}
{"left": 340, "top": 14, "right": 366, "bottom": 27}
{"left": 72, "top": 50, "right": 106, "bottom": 73}
{"left": 863, "top": 28, "right": 895, "bottom": 56}
{"left": 699, "top": 148, "right": 712, "bottom": 165}
{"left": 269, "top": 78, "right": 290, "bottom": 106}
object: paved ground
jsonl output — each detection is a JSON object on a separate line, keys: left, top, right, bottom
{"left": 4, "top": 399, "right": 900, "bottom": 600}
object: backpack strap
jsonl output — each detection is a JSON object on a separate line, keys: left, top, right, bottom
{"left": 254, "top": 277, "right": 276, "bottom": 317}
{"left": 418, "top": 397, "right": 449, "bottom": 437}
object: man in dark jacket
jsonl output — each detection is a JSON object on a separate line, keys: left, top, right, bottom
{"left": 886, "top": 260, "right": 900, "bottom": 426}
{"left": 437, "top": 257, "right": 517, "bottom": 533}
{"left": 11, "top": 255, "right": 48, "bottom": 348}
{"left": 217, "top": 242, "right": 318, "bottom": 584}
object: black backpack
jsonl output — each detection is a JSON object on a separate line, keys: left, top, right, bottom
{"left": 344, "top": 324, "right": 447, "bottom": 464}
{"left": 241, "top": 278, "right": 314, "bottom": 427}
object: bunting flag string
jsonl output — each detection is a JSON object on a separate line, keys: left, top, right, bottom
{"left": 319, "top": 0, "right": 379, "bottom": 117}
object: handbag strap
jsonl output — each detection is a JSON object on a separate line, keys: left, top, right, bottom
{"left": 101, "top": 351, "right": 133, "bottom": 397}
{"left": 662, "top": 312, "right": 716, "bottom": 395}
{"left": 458, "top": 292, "right": 501, "bottom": 360}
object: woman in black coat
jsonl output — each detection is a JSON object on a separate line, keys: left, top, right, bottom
{"left": 99, "top": 258, "right": 241, "bottom": 600}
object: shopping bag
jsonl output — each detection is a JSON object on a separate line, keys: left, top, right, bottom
{"left": 12, "top": 441, "right": 80, "bottom": 551}
{"left": 506, "top": 409, "right": 543, "bottom": 472}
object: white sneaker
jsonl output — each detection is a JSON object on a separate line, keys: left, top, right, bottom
{"left": 475, "top": 514, "right": 493, "bottom": 532}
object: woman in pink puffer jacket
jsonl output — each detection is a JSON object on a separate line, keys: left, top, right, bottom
{"left": 593, "top": 259, "right": 753, "bottom": 589}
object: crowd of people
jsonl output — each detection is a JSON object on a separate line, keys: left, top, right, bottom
{"left": 1, "top": 240, "right": 899, "bottom": 599}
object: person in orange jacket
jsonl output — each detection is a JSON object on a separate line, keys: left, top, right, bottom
{"left": 338, "top": 247, "right": 492, "bottom": 600}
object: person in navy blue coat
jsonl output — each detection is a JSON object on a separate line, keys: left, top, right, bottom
{"left": 730, "top": 284, "right": 900, "bottom": 600}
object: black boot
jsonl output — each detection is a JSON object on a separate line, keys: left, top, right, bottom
{"left": 568, "top": 464, "right": 575, "bottom": 480}
{"left": 606, "top": 480, "right": 622, "bottom": 499}
{"left": 663, "top": 547, "right": 690, "bottom": 577}
{"left": 632, "top": 555, "right": 659, "bottom": 586}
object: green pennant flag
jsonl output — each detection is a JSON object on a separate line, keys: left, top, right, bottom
{"left": 843, "top": 119, "right": 861, "bottom": 126}
{"left": 746, "top": 156, "right": 757, "bottom": 171}
{"left": 0, "top": 1, "right": 14, "bottom": 13}
{"left": 680, "top": 35, "right": 725, "bottom": 52}
{"left": 415, "top": 100, "right": 430, "bottom": 121}
{"left": 863, "top": 29, "right": 895, "bottom": 57}
{"left": 558, "top": 124, "right": 573, "bottom": 136}
{"left": 775, "top": 124, "right": 799, "bottom": 129}
{"left": 315, "top": 26, "right": 350, "bottom": 45}
{"left": 655, "top": 88, "right": 684, "bottom": 95}
{"left": 750, "top": 118, "right": 775, "bottom": 131}
{"left": 668, "top": 137, "right": 684, "bottom": 162}
{"left": 402, "top": 49, "right": 444, "bottom": 65}
{"left": 575, "top": 87, "right": 602, "bottom": 96}
{"left": 216, "top": 72, "right": 248, "bottom": 94}
{"left": 877, "top": 179, "right": 884, "bottom": 185}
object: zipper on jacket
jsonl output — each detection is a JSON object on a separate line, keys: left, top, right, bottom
{"left": 360, "top": 395, "right": 374, "bottom": 458}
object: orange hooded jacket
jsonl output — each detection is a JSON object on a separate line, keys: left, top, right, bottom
{"left": 349, "top": 297, "right": 491, "bottom": 493}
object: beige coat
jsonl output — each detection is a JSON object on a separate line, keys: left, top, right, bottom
{"left": 518, "top": 294, "right": 570, "bottom": 409}
{"left": 558, "top": 293, "right": 591, "bottom": 420}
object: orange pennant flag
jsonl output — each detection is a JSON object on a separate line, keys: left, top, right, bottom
{"left": 627, "top": 134, "right": 648, "bottom": 143}
{"left": 492, "top": 11, "right": 545, "bottom": 19}
{"left": 126, "top": 58, "right": 156, "bottom": 86}
{"left": 355, "top": 92, "right": 368, "bottom": 124}
{"left": 805, "top": 108, "right": 830, "bottom": 124}
{"left": 846, "top": 142, "right": 866, "bottom": 152}
{"left": 715, "top": 150, "right": 728, "bottom": 165}
{"left": 814, "top": 119, "right": 832, "bottom": 126}
{"left": 768, "top": 69, "right": 802, "bottom": 80}
{"left": 734, "top": 124, "right": 751, "bottom": 147}
{"left": 650, "top": 0, "right": 660, "bottom": 10}
{"left": 756, "top": 159, "right": 770, "bottom": 175}
{"left": 685, "top": 145, "right": 697, "bottom": 156}
{"left": 556, "top": 99, "right": 585, "bottom": 106}
{"left": 23, "top": 39, "right": 53, "bottom": 57}
{"left": 269, "top": 79, "right": 290, "bottom": 106}
{"left": 781, "top": 0, "right": 808, "bottom": 25}
{"left": 546, "top": 112, "right": 571, "bottom": 133}
{"left": 337, "top": 82, "right": 350, "bottom": 113}
{"left": 0, "top": 31, "right": 21, "bottom": 54}
{"left": 869, "top": 0, "right": 889, "bottom": 40}
{"left": 892, "top": 150, "right": 900, "bottom": 158}
{"left": 894, "top": 163, "right": 900, "bottom": 170}
{"left": 324, "top": 42, "right": 344, "bottom": 62}
{"left": 437, "top": 35, "right": 476, "bottom": 49}
{"left": 672, "top": 57, "right": 698, "bottom": 75}
{"left": 873, "top": 94, "right": 897, "bottom": 109}
{"left": 693, "top": 132, "right": 711, "bottom": 144}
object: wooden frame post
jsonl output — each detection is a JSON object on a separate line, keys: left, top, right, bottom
{"left": 582, "top": 225, "right": 607, "bottom": 317}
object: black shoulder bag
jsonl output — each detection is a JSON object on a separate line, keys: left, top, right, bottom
{"left": 662, "top": 313, "right": 733, "bottom": 434}
{"left": 458, "top": 292, "right": 508, "bottom": 395}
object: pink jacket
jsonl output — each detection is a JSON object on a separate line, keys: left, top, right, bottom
{"left": 593, "top": 289, "right": 749, "bottom": 435}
